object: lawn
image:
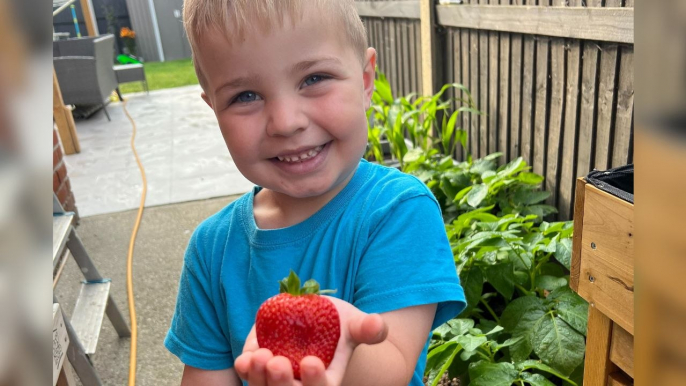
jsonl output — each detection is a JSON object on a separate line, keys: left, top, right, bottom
{"left": 119, "top": 58, "right": 199, "bottom": 94}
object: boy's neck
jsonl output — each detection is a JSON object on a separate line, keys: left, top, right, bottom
{"left": 252, "top": 168, "right": 357, "bottom": 230}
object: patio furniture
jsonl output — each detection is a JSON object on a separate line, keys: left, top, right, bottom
{"left": 114, "top": 64, "right": 148, "bottom": 93}
{"left": 53, "top": 194, "right": 131, "bottom": 386}
{"left": 53, "top": 34, "right": 122, "bottom": 121}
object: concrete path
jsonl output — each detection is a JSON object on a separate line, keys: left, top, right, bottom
{"left": 54, "top": 196, "right": 239, "bottom": 386}
{"left": 64, "top": 85, "right": 253, "bottom": 217}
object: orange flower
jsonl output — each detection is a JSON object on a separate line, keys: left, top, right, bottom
{"left": 120, "top": 27, "right": 136, "bottom": 39}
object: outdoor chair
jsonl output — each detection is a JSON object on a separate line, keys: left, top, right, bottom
{"left": 53, "top": 34, "right": 122, "bottom": 121}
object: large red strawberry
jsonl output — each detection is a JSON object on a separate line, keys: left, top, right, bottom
{"left": 256, "top": 271, "right": 340, "bottom": 380}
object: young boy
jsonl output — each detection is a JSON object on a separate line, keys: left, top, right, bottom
{"left": 165, "top": 1, "right": 466, "bottom": 385}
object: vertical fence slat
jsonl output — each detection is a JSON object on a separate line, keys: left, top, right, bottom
{"left": 400, "top": 21, "right": 410, "bottom": 97}
{"left": 520, "top": 35, "right": 535, "bottom": 163}
{"left": 594, "top": 41, "right": 619, "bottom": 171}
{"left": 461, "top": 29, "right": 471, "bottom": 159}
{"left": 453, "top": 29, "right": 465, "bottom": 161}
{"left": 612, "top": 46, "right": 634, "bottom": 167}
{"left": 546, "top": 36, "right": 565, "bottom": 214}
{"left": 577, "top": 42, "right": 599, "bottom": 179}
{"left": 470, "top": 29, "right": 480, "bottom": 157}
{"left": 559, "top": 38, "right": 581, "bottom": 219}
{"left": 489, "top": 30, "right": 499, "bottom": 158}
{"left": 479, "top": 29, "right": 489, "bottom": 158}
{"left": 533, "top": 37, "right": 550, "bottom": 176}
{"left": 408, "top": 21, "right": 418, "bottom": 95}
{"left": 415, "top": 21, "right": 423, "bottom": 96}
{"left": 499, "top": 31, "right": 510, "bottom": 160}
{"left": 510, "top": 33, "right": 523, "bottom": 159}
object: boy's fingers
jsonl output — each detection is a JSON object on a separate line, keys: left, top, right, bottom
{"left": 249, "top": 348, "right": 273, "bottom": 386}
{"left": 234, "top": 352, "right": 252, "bottom": 380}
{"left": 265, "top": 356, "right": 294, "bottom": 386}
{"left": 299, "top": 356, "right": 327, "bottom": 386}
{"left": 349, "top": 313, "right": 388, "bottom": 346}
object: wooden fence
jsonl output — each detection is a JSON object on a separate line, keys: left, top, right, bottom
{"left": 355, "top": 0, "right": 634, "bottom": 220}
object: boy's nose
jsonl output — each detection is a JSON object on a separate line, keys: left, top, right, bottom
{"left": 265, "top": 97, "right": 309, "bottom": 137}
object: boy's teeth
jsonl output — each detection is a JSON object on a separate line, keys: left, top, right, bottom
{"left": 278, "top": 144, "right": 325, "bottom": 163}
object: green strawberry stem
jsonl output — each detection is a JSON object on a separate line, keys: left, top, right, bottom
{"left": 279, "top": 270, "right": 337, "bottom": 296}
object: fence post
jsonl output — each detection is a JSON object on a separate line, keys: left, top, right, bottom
{"left": 420, "top": 0, "right": 437, "bottom": 97}
{"left": 79, "top": 0, "right": 99, "bottom": 36}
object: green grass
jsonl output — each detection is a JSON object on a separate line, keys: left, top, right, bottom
{"left": 119, "top": 58, "right": 199, "bottom": 94}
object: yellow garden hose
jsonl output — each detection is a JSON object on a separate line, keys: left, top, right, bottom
{"left": 122, "top": 99, "right": 146, "bottom": 386}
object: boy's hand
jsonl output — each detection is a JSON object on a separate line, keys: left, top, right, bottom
{"left": 234, "top": 297, "right": 388, "bottom": 386}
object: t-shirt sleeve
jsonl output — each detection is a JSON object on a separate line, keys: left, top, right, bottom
{"left": 354, "top": 193, "right": 466, "bottom": 330}
{"left": 164, "top": 231, "right": 234, "bottom": 370}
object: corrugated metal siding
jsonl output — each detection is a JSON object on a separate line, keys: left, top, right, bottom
{"left": 125, "top": 0, "right": 160, "bottom": 62}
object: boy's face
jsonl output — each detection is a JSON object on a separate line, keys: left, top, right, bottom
{"left": 196, "top": 12, "right": 376, "bottom": 200}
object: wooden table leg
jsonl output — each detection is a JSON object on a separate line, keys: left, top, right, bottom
{"left": 584, "top": 306, "right": 617, "bottom": 386}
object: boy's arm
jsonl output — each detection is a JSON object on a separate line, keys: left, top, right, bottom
{"left": 341, "top": 303, "right": 437, "bottom": 386}
{"left": 181, "top": 365, "right": 242, "bottom": 386}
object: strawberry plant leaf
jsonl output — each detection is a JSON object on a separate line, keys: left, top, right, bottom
{"left": 448, "top": 318, "right": 475, "bottom": 336}
{"left": 518, "top": 172, "right": 545, "bottom": 185}
{"left": 535, "top": 276, "right": 568, "bottom": 291}
{"left": 468, "top": 361, "right": 518, "bottom": 386}
{"left": 459, "top": 267, "right": 483, "bottom": 312}
{"left": 456, "top": 335, "right": 487, "bottom": 352}
{"left": 467, "top": 184, "right": 489, "bottom": 208}
{"left": 531, "top": 314, "right": 585, "bottom": 376}
{"left": 520, "top": 372, "right": 556, "bottom": 386}
{"left": 483, "top": 262, "right": 515, "bottom": 300}
{"left": 500, "top": 296, "right": 548, "bottom": 362}
{"left": 548, "top": 287, "right": 588, "bottom": 336}
{"left": 554, "top": 238, "right": 572, "bottom": 270}
{"left": 517, "top": 360, "right": 579, "bottom": 386}
{"left": 425, "top": 341, "right": 461, "bottom": 386}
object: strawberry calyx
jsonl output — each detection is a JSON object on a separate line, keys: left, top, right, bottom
{"left": 279, "top": 270, "right": 337, "bottom": 296}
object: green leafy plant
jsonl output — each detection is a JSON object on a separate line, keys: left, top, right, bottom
{"left": 366, "top": 74, "right": 588, "bottom": 386}
{"left": 366, "top": 71, "right": 480, "bottom": 168}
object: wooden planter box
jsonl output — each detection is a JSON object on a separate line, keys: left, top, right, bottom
{"left": 571, "top": 178, "right": 634, "bottom": 386}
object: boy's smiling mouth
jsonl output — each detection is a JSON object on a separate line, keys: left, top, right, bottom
{"left": 274, "top": 142, "right": 329, "bottom": 163}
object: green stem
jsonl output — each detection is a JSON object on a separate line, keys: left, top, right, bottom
{"left": 479, "top": 298, "right": 500, "bottom": 323}
{"left": 515, "top": 283, "right": 532, "bottom": 296}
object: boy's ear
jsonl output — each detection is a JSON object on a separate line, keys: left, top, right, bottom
{"left": 362, "top": 48, "right": 377, "bottom": 110}
{"left": 201, "top": 92, "right": 213, "bottom": 110}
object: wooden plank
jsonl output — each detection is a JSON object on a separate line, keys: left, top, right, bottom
{"left": 577, "top": 184, "right": 634, "bottom": 334}
{"left": 400, "top": 21, "right": 411, "bottom": 96}
{"left": 453, "top": 29, "right": 464, "bottom": 161}
{"left": 520, "top": 35, "right": 535, "bottom": 162}
{"left": 576, "top": 42, "right": 599, "bottom": 178}
{"left": 546, "top": 37, "right": 565, "bottom": 212}
{"left": 488, "top": 30, "right": 499, "bottom": 158}
{"left": 470, "top": 29, "right": 480, "bottom": 157}
{"left": 408, "top": 21, "right": 418, "bottom": 94}
{"left": 355, "top": 1, "right": 421, "bottom": 19}
{"left": 583, "top": 306, "right": 615, "bottom": 386}
{"left": 420, "top": 0, "right": 436, "bottom": 96}
{"left": 594, "top": 42, "right": 619, "bottom": 171}
{"left": 570, "top": 177, "right": 586, "bottom": 292}
{"left": 612, "top": 47, "right": 634, "bottom": 168}
{"left": 510, "top": 33, "right": 522, "bottom": 159}
{"left": 435, "top": 5, "right": 634, "bottom": 44}
{"left": 388, "top": 19, "right": 398, "bottom": 96}
{"left": 53, "top": 69, "right": 80, "bottom": 155}
{"left": 608, "top": 372, "right": 633, "bottom": 386}
{"left": 533, "top": 37, "right": 549, "bottom": 176}
{"left": 610, "top": 323, "right": 634, "bottom": 378}
{"left": 461, "top": 28, "right": 471, "bottom": 160}
{"left": 79, "top": 0, "right": 98, "bottom": 37}
{"left": 479, "top": 30, "right": 488, "bottom": 158}
{"left": 415, "top": 21, "right": 424, "bottom": 94}
{"left": 498, "top": 31, "right": 510, "bottom": 160}
{"left": 559, "top": 38, "right": 581, "bottom": 219}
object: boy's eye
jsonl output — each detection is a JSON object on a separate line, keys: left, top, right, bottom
{"left": 234, "top": 91, "right": 260, "bottom": 104}
{"left": 303, "top": 74, "right": 329, "bottom": 87}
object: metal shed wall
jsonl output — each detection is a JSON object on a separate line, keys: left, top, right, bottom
{"left": 124, "top": 0, "right": 161, "bottom": 62}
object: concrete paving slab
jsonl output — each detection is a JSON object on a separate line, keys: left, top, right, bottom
{"left": 64, "top": 85, "right": 253, "bottom": 217}
{"left": 53, "top": 195, "right": 239, "bottom": 386}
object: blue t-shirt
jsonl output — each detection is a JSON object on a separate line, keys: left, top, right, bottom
{"left": 165, "top": 159, "right": 466, "bottom": 385}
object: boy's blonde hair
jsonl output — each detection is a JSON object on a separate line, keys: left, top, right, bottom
{"left": 183, "top": 0, "right": 368, "bottom": 88}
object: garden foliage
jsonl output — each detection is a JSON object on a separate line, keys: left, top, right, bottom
{"left": 367, "top": 73, "right": 588, "bottom": 386}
